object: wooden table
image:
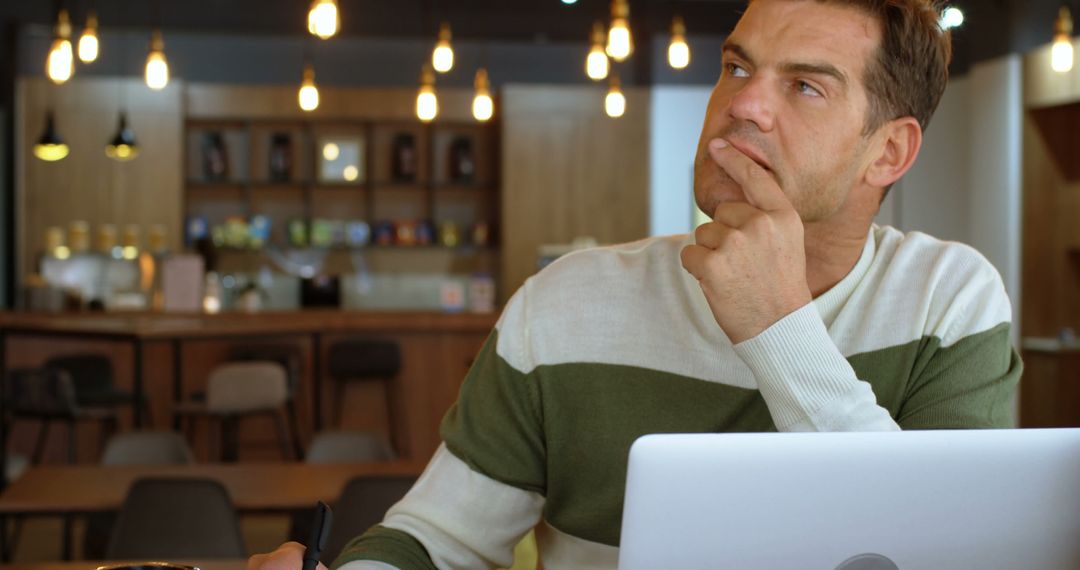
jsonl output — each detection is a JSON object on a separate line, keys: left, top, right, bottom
{"left": 0, "top": 311, "right": 495, "bottom": 483}
{"left": 0, "top": 461, "right": 425, "bottom": 515}
{"left": 0, "top": 461, "right": 425, "bottom": 561}
{"left": 0, "top": 560, "right": 247, "bottom": 570}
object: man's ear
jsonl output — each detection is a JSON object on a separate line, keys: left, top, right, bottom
{"left": 865, "top": 117, "right": 922, "bottom": 189}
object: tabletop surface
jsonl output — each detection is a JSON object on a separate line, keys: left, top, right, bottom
{"left": 0, "top": 461, "right": 425, "bottom": 515}
{"left": 0, "top": 310, "right": 498, "bottom": 339}
{"left": 0, "top": 560, "right": 248, "bottom": 570}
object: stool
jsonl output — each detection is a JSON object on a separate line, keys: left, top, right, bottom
{"left": 327, "top": 340, "right": 401, "bottom": 447}
{"left": 174, "top": 361, "right": 294, "bottom": 462}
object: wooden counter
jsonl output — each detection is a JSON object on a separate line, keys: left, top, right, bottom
{"left": 0, "top": 310, "right": 498, "bottom": 465}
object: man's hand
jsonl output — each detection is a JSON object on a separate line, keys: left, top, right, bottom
{"left": 248, "top": 542, "right": 328, "bottom": 570}
{"left": 681, "top": 138, "right": 812, "bottom": 344}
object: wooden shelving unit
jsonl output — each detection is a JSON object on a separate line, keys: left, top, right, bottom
{"left": 182, "top": 116, "right": 500, "bottom": 277}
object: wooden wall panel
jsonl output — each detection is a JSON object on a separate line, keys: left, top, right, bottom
{"left": 17, "top": 77, "right": 184, "bottom": 288}
{"left": 500, "top": 85, "right": 651, "bottom": 300}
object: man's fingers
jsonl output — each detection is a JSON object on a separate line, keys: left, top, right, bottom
{"left": 246, "top": 553, "right": 268, "bottom": 570}
{"left": 693, "top": 220, "right": 739, "bottom": 251}
{"left": 680, "top": 244, "right": 710, "bottom": 280}
{"left": 707, "top": 138, "right": 793, "bottom": 212}
{"left": 249, "top": 542, "right": 310, "bottom": 570}
{"left": 711, "top": 201, "right": 760, "bottom": 229}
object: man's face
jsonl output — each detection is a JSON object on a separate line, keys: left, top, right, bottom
{"left": 694, "top": 0, "right": 882, "bottom": 222}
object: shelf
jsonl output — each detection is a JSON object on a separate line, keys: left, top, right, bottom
{"left": 186, "top": 180, "right": 248, "bottom": 189}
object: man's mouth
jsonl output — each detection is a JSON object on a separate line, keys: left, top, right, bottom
{"left": 725, "top": 139, "right": 773, "bottom": 173}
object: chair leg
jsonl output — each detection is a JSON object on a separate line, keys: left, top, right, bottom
{"left": 334, "top": 380, "right": 346, "bottom": 428}
{"left": 384, "top": 378, "right": 397, "bottom": 456}
{"left": 66, "top": 420, "right": 76, "bottom": 464}
{"left": 272, "top": 410, "right": 292, "bottom": 461}
{"left": 286, "top": 400, "right": 304, "bottom": 460}
{"left": 31, "top": 421, "right": 50, "bottom": 464}
{"left": 221, "top": 416, "right": 238, "bottom": 463}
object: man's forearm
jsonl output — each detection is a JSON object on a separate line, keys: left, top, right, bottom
{"left": 733, "top": 302, "right": 901, "bottom": 432}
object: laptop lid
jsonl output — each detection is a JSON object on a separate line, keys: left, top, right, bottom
{"left": 618, "top": 429, "right": 1080, "bottom": 570}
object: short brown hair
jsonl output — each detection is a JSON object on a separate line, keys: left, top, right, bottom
{"left": 751, "top": 0, "right": 953, "bottom": 134}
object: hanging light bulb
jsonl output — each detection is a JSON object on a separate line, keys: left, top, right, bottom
{"left": 606, "top": 0, "right": 633, "bottom": 62}
{"left": 605, "top": 73, "right": 626, "bottom": 118}
{"left": 668, "top": 15, "right": 690, "bottom": 70}
{"left": 33, "top": 111, "right": 70, "bottom": 162}
{"left": 432, "top": 23, "right": 454, "bottom": 73}
{"left": 307, "top": 0, "right": 340, "bottom": 39}
{"left": 46, "top": 9, "right": 75, "bottom": 84}
{"left": 78, "top": 11, "right": 99, "bottom": 63}
{"left": 298, "top": 63, "right": 320, "bottom": 112}
{"left": 417, "top": 64, "right": 439, "bottom": 122}
{"left": 473, "top": 68, "right": 494, "bottom": 122}
{"left": 1052, "top": 6, "right": 1074, "bottom": 73}
{"left": 105, "top": 112, "right": 139, "bottom": 161}
{"left": 145, "top": 30, "right": 170, "bottom": 90}
{"left": 586, "top": 21, "right": 610, "bottom": 81}
{"left": 939, "top": 6, "right": 964, "bottom": 30}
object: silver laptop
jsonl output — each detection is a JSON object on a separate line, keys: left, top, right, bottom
{"left": 618, "top": 429, "right": 1080, "bottom": 570}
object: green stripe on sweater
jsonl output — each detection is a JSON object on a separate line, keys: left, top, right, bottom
{"left": 332, "top": 525, "right": 437, "bottom": 570}
{"left": 440, "top": 322, "right": 1020, "bottom": 548}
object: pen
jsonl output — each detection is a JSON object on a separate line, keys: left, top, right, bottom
{"left": 302, "top": 501, "right": 334, "bottom": 570}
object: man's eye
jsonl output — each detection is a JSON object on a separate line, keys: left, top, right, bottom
{"left": 725, "top": 63, "right": 750, "bottom": 78}
{"left": 796, "top": 81, "right": 823, "bottom": 98}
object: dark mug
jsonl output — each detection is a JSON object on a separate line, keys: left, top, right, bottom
{"left": 95, "top": 563, "right": 201, "bottom": 570}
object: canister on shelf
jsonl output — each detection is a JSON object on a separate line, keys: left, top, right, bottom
{"left": 69, "top": 221, "right": 90, "bottom": 253}
{"left": 96, "top": 224, "right": 117, "bottom": 254}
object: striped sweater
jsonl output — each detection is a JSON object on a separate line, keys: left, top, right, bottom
{"left": 334, "top": 225, "right": 1022, "bottom": 570}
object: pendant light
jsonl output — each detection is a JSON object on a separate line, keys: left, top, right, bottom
{"left": 586, "top": 22, "right": 610, "bottom": 80}
{"left": 668, "top": 16, "right": 690, "bottom": 69}
{"left": 145, "top": 30, "right": 169, "bottom": 90}
{"left": 298, "top": 63, "right": 320, "bottom": 112}
{"left": 307, "top": 0, "right": 340, "bottom": 40}
{"left": 605, "top": 73, "right": 626, "bottom": 118}
{"left": 105, "top": 112, "right": 139, "bottom": 161}
{"left": 46, "top": 9, "right": 75, "bottom": 84}
{"left": 606, "top": 0, "right": 633, "bottom": 62}
{"left": 417, "top": 64, "right": 438, "bottom": 122}
{"left": 78, "top": 11, "right": 99, "bottom": 63}
{"left": 1052, "top": 6, "right": 1074, "bottom": 73}
{"left": 432, "top": 23, "right": 454, "bottom": 73}
{"left": 34, "top": 111, "right": 70, "bottom": 162}
{"left": 473, "top": 68, "right": 494, "bottom": 122}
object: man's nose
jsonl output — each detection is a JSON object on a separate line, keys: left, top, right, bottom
{"left": 727, "top": 77, "right": 777, "bottom": 133}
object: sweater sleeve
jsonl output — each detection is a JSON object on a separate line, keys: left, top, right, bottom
{"left": 734, "top": 302, "right": 902, "bottom": 431}
{"left": 331, "top": 288, "right": 547, "bottom": 570}
{"left": 733, "top": 262, "right": 1021, "bottom": 432}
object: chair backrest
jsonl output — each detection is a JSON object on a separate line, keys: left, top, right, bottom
{"left": 306, "top": 431, "right": 396, "bottom": 464}
{"left": 230, "top": 344, "right": 302, "bottom": 395}
{"left": 44, "top": 354, "right": 114, "bottom": 396}
{"left": 5, "top": 367, "right": 78, "bottom": 416}
{"left": 102, "top": 431, "right": 196, "bottom": 466}
{"left": 206, "top": 361, "right": 288, "bottom": 413}
{"left": 324, "top": 475, "right": 418, "bottom": 562}
{"left": 106, "top": 478, "right": 246, "bottom": 559}
{"left": 327, "top": 340, "right": 401, "bottom": 380}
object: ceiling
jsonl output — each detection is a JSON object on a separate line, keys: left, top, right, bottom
{"left": 0, "top": 0, "right": 1067, "bottom": 75}
{"left": 3, "top": 0, "right": 748, "bottom": 43}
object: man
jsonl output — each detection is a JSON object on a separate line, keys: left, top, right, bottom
{"left": 251, "top": 0, "right": 1020, "bottom": 568}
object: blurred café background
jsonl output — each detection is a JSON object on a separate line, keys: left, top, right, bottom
{"left": 0, "top": 0, "right": 1079, "bottom": 566}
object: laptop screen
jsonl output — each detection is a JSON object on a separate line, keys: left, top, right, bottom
{"left": 618, "top": 430, "right": 1080, "bottom": 570}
